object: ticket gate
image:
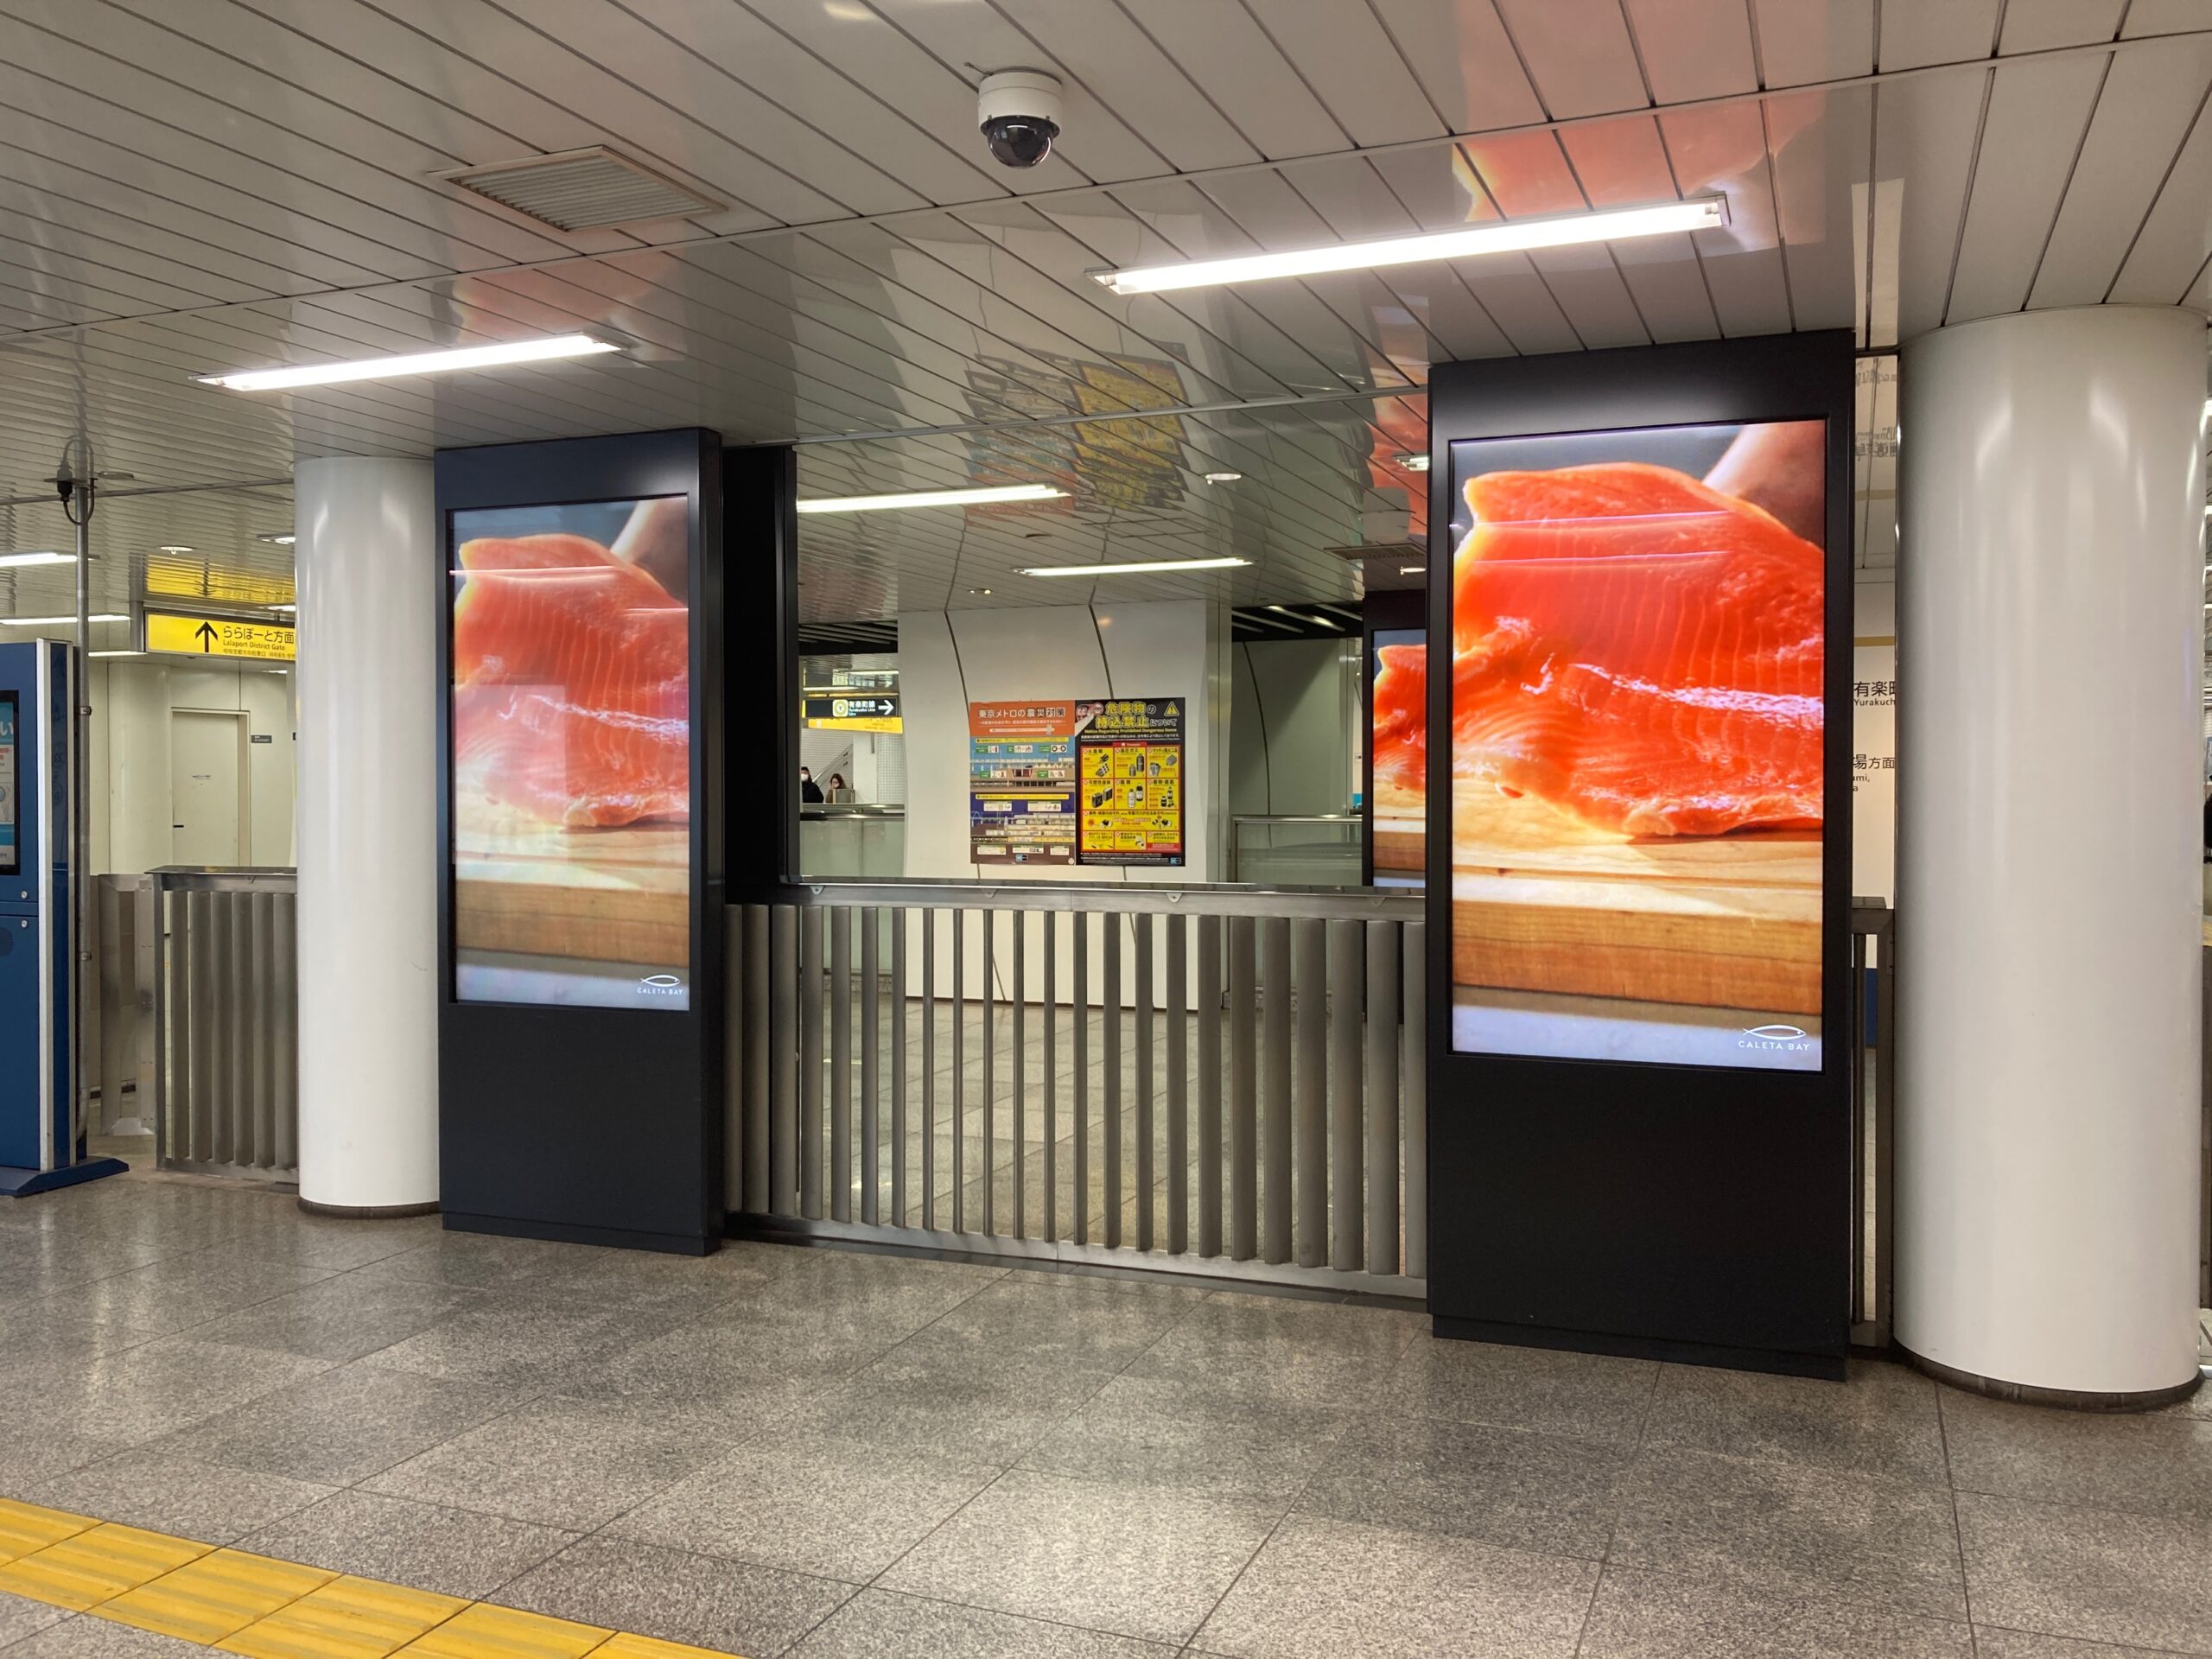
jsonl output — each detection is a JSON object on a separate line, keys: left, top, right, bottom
{"left": 0, "top": 640, "right": 124, "bottom": 1194}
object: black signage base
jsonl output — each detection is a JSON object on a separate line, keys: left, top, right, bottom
{"left": 1423, "top": 334, "right": 1855, "bottom": 1378}
{"left": 435, "top": 429, "right": 726, "bottom": 1255}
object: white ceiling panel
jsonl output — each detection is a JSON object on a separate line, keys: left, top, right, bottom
{"left": 1657, "top": 103, "right": 1796, "bottom": 336}
{"left": 2107, "top": 79, "right": 2212, "bottom": 302}
{"left": 1877, "top": 0, "right": 2002, "bottom": 71}
{"left": 1560, "top": 116, "right": 1722, "bottom": 342}
{"left": 1945, "top": 54, "right": 2108, "bottom": 321}
{"left": 1999, "top": 0, "right": 2126, "bottom": 53}
{"left": 1366, "top": 0, "right": 1545, "bottom": 134}
{"left": 1766, "top": 90, "right": 1874, "bottom": 334}
{"left": 2124, "top": 0, "right": 2212, "bottom": 36}
{"left": 1751, "top": 0, "right": 1877, "bottom": 87}
{"left": 2030, "top": 41, "right": 2212, "bottom": 308}
{"left": 1238, "top": 0, "right": 1448, "bottom": 147}
{"left": 1869, "top": 71, "right": 1985, "bottom": 343}
{"left": 1114, "top": 0, "right": 1350, "bottom": 159}
{"left": 1491, "top": 0, "right": 1648, "bottom": 118}
{"left": 1620, "top": 0, "right": 1762, "bottom": 105}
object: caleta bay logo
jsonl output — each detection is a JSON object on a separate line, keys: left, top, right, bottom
{"left": 1738, "top": 1022, "right": 1813, "bottom": 1052}
{"left": 637, "top": 974, "right": 684, "bottom": 997}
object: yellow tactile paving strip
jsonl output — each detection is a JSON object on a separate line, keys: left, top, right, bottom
{"left": 0, "top": 1501, "right": 743, "bottom": 1659}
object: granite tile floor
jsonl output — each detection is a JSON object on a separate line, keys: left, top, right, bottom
{"left": 0, "top": 1172, "right": 2204, "bottom": 1658}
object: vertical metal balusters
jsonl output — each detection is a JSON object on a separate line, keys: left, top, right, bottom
{"left": 1103, "top": 913, "right": 1122, "bottom": 1249}
{"left": 1135, "top": 912, "right": 1154, "bottom": 1251}
{"left": 830, "top": 906, "right": 853, "bottom": 1223}
{"left": 1166, "top": 912, "right": 1188, "bottom": 1256}
{"left": 982, "top": 907, "right": 995, "bottom": 1236}
{"left": 891, "top": 907, "right": 908, "bottom": 1227}
{"left": 1403, "top": 919, "right": 1427, "bottom": 1279}
{"left": 861, "top": 906, "right": 880, "bottom": 1226}
{"left": 1260, "top": 916, "right": 1293, "bottom": 1265}
{"left": 1293, "top": 918, "right": 1327, "bottom": 1268}
{"left": 1229, "top": 914, "right": 1257, "bottom": 1260}
{"left": 1364, "top": 919, "right": 1401, "bottom": 1275}
{"left": 1196, "top": 913, "right": 1222, "bottom": 1258}
{"left": 1072, "top": 911, "right": 1089, "bottom": 1246}
{"left": 251, "top": 893, "right": 276, "bottom": 1166}
{"left": 950, "top": 907, "right": 965, "bottom": 1235}
{"left": 1042, "top": 910, "right": 1057, "bottom": 1242}
{"left": 1011, "top": 912, "right": 1026, "bottom": 1239}
{"left": 1327, "top": 918, "right": 1362, "bottom": 1271}
{"left": 270, "top": 889, "right": 296, "bottom": 1173}
{"left": 725, "top": 908, "right": 745, "bottom": 1210}
{"left": 770, "top": 906, "right": 798, "bottom": 1217}
{"left": 188, "top": 891, "right": 214, "bottom": 1163}
{"left": 799, "top": 904, "right": 825, "bottom": 1220}
{"left": 921, "top": 907, "right": 937, "bottom": 1230}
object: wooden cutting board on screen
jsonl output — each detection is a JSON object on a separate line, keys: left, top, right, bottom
{"left": 454, "top": 803, "right": 687, "bottom": 966}
{"left": 1450, "top": 785, "right": 1821, "bottom": 1014}
{"left": 1372, "top": 782, "right": 1425, "bottom": 875}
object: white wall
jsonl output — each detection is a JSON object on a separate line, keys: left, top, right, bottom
{"left": 88, "top": 659, "right": 295, "bottom": 873}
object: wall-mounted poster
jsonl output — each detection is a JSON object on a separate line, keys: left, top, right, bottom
{"left": 1369, "top": 628, "right": 1424, "bottom": 889}
{"left": 449, "top": 497, "right": 691, "bottom": 1010}
{"left": 969, "top": 701, "right": 1077, "bottom": 864}
{"left": 1852, "top": 646, "right": 1896, "bottom": 903}
{"left": 1446, "top": 419, "right": 1825, "bottom": 1071}
{"left": 1077, "top": 697, "right": 1184, "bottom": 866}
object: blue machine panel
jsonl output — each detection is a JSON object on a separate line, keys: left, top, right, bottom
{"left": 0, "top": 643, "right": 72, "bottom": 1177}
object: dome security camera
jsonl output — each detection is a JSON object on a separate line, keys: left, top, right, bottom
{"left": 977, "top": 69, "right": 1063, "bottom": 169}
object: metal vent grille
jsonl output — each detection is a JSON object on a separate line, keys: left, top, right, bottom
{"left": 436, "top": 147, "right": 721, "bottom": 232}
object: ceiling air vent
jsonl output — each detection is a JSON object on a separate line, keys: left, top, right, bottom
{"left": 436, "top": 147, "right": 721, "bottom": 232}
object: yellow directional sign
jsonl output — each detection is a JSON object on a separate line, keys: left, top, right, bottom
{"left": 145, "top": 611, "right": 296, "bottom": 663}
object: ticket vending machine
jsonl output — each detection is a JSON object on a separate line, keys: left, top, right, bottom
{"left": 0, "top": 640, "right": 125, "bottom": 1194}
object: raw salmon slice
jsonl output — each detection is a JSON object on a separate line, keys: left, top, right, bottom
{"left": 1371, "top": 642, "right": 1427, "bottom": 792}
{"left": 1452, "top": 461, "right": 1821, "bottom": 838}
{"left": 453, "top": 532, "right": 689, "bottom": 829}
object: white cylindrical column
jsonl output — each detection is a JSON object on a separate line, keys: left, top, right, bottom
{"left": 1897, "top": 305, "right": 2204, "bottom": 1402}
{"left": 294, "top": 457, "right": 438, "bottom": 1212}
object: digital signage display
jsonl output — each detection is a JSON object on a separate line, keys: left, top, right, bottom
{"left": 0, "top": 692, "right": 16, "bottom": 877}
{"left": 1368, "top": 627, "right": 1424, "bottom": 890}
{"left": 449, "top": 496, "right": 690, "bottom": 1010}
{"left": 1446, "top": 419, "right": 1825, "bottom": 1071}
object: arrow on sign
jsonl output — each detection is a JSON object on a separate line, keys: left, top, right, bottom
{"left": 194, "top": 621, "right": 218, "bottom": 652}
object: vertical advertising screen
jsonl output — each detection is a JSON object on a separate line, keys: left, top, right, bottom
{"left": 1446, "top": 420, "right": 1825, "bottom": 1071}
{"left": 1369, "top": 628, "right": 1425, "bottom": 889}
{"left": 449, "top": 498, "right": 690, "bottom": 1010}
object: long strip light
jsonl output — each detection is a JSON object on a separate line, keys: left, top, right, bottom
{"left": 198, "top": 334, "right": 620, "bottom": 391}
{"left": 0, "top": 550, "right": 73, "bottom": 569}
{"left": 797, "top": 483, "right": 1066, "bottom": 514}
{"left": 1, "top": 613, "right": 128, "bottom": 626}
{"left": 1096, "top": 198, "right": 1727, "bottom": 296}
{"left": 1020, "top": 556, "right": 1249, "bottom": 577}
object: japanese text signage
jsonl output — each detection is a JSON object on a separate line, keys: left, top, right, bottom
{"left": 1075, "top": 697, "right": 1184, "bottom": 867}
{"left": 969, "top": 702, "right": 1077, "bottom": 864}
{"left": 145, "top": 611, "right": 296, "bottom": 663}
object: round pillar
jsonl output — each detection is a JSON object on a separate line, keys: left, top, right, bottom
{"left": 1896, "top": 305, "right": 2204, "bottom": 1404}
{"left": 294, "top": 457, "right": 438, "bottom": 1213}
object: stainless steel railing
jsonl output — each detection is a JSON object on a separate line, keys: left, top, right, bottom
{"left": 726, "top": 881, "right": 1427, "bottom": 1295}
{"left": 143, "top": 867, "right": 299, "bottom": 1179}
{"left": 1229, "top": 814, "right": 1363, "bottom": 887}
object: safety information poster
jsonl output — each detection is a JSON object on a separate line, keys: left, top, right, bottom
{"left": 1076, "top": 698, "right": 1184, "bottom": 866}
{"left": 968, "top": 702, "right": 1077, "bottom": 864}
{"left": 0, "top": 694, "right": 16, "bottom": 875}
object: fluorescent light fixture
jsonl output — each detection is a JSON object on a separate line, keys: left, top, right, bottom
{"left": 1399, "top": 564, "right": 1427, "bottom": 575}
{"left": 1020, "top": 556, "right": 1250, "bottom": 577}
{"left": 267, "top": 603, "right": 296, "bottom": 613}
{"left": 0, "top": 550, "right": 73, "bottom": 569}
{"left": 1204, "top": 471, "right": 1243, "bottom": 483}
{"left": 91, "top": 651, "right": 146, "bottom": 658}
{"left": 198, "top": 334, "right": 620, "bottom": 391}
{"left": 1, "top": 613, "right": 128, "bottom": 626}
{"left": 796, "top": 483, "right": 1065, "bottom": 514}
{"left": 1395, "top": 454, "right": 1430, "bottom": 473}
{"left": 256, "top": 532, "right": 296, "bottom": 546}
{"left": 157, "top": 543, "right": 194, "bottom": 555}
{"left": 1095, "top": 198, "right": 1727, "bottom": 295}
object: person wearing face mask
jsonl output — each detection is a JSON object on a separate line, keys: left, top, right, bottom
{"left": 799, "top": 766, "right": 823, "bottom": 805}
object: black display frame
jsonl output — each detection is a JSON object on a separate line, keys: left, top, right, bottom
{"left": 435, "top": 429, "right": 725, "bottom": 1255}
{"left": 1423, "top": 333, "right": 1854, "bottom": 1376}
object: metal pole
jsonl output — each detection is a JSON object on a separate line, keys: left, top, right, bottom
{"left": 68, "top": 476, "right": 92, "bottom": 1167}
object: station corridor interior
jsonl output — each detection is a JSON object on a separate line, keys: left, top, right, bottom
{"left": 0, "top": 1172, "right": 2190, "bottom": 1659}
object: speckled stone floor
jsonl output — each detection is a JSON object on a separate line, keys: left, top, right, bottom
{"left": 0, "top": 1170, "right": 2203, "bottom": 1657}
